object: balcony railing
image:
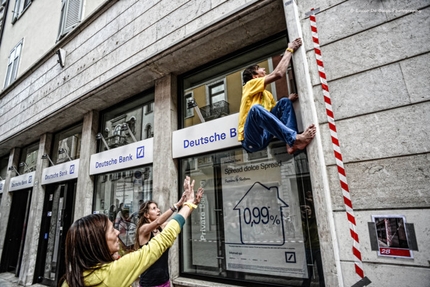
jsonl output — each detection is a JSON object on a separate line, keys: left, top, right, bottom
{"left": 200, "top": 100, "right": 229, "bottom": 121}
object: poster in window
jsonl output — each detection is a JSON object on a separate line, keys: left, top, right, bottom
{"left": 220, "top": 149, "right": 308, "bottom": 278}
{"left": 371, "top": 215, "right": 413, "bottom": 259}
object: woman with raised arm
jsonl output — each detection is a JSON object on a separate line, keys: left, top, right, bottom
{"left": 134, "top": 189, "right": 188, "bottom": 287}
{"left": 60, "top": 176, "right": 203, "bottom": 287}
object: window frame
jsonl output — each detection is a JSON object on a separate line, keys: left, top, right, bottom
{"left": 4, "top": 40, "right": 23, "bottom": 88}
{"left": 12, "top": 0, "right": 31, "bottom": 23}
{"left": 57, "top": 0, "right": 83, "bottom": 40}
{"left": 206, "top": 78, "right": 227, "bottom": 106}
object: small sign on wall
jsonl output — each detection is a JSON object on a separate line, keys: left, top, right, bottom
{"left": 369, "top": 215, "right": 414, "bottom": 259}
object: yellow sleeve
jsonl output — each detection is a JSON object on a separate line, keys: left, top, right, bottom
{"left": 83, "top": 219, "right": 181, "bottom": 287}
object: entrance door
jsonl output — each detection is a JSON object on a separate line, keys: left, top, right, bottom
{"left": 0, "top": 188, "right": 32, "bottom": 274}
{"left": 34, "top": 180, "right": 76, "bottom": 286}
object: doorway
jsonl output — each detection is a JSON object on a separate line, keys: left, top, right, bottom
{"left": 34, "top": 180, "right": 76, "bottom": 286}
{"left": 0, "top": 188, "right": 32, "bottom": 275}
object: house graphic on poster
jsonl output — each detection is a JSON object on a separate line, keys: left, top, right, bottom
{"left": 234, "top": 181, "right": 288, "bottom": 246}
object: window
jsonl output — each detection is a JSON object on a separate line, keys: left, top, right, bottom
{"left": 12, "top": 0, "right": 31, "bottom": 22}
{"left": 19, "top": 142, "right": 38, "bottom": 174}
{"left": 145, "top": 101, "right": 154, "bottom": 114}
{"left": 208, "top": 80, "right": 225, "bottom": 104}
{"left": 93, "top": 165, "right": 153, "bottom": 256}
{"left": 99, "top": 92, "right": 154, "bottom": 151}
{"left": 181, "top": 36, "right": 295, "bottom": 127}
{"left": 4, "top": 40, "right": 23, "bottom": 88}
{"left": 58, "top": 0, "right": 83, "bottom": 39}
{"left": 52, "top": 125, "right": 82, "bottom": 164}
{"left": 144, "top": 124, "right": 153, "bottom": 139}
{"left": 179, "top": 147, "right": 323, "bottom": 286}
{"left": 178, "top": 35, "right": 324, "bottom": 286}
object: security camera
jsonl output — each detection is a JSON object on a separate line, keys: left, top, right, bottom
{"left": 57, "top": 48, "right": 66, "bottom": 68}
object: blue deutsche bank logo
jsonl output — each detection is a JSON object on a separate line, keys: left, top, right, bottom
{"left": 28, "top": 175, "right": 33, "bottom": 183}
{"left": 70, "top": 164, "right": 75, "bottom": 174}
{"left": 136, "top": 146, "right": 145, "bottom": 159}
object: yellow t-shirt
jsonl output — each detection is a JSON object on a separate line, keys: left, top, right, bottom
{"left": 61, "top": 219, "right": 181, "bottom": 287}
{"left": 237, "top": 77, "right": 276, "bottom": 141}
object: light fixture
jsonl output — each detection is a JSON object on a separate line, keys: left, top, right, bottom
{"left": 96, "top": 133, "right": 110, "bottom": 150}
{"left": 19, "top": 162, "right": 29, "bottom": 172}
{"left": 59, "top": 148, "right": 73, "bottom": 161}
{"left": 121, "top": 123, "right": 137, "bottom": 142}
{"left": 8, "top": 166, "right": 20, "bottom": 175}
{"left": 187, "top": 98, "right": 205, "bottom": 123}
{"left": 41, "top": 154, "right": 54, "bottom": 166}
{"left": 57, "top": 48, "right": 66, "bottom": 68}
{"left": 0, "top": 176, "right": 3, "bottom": 181}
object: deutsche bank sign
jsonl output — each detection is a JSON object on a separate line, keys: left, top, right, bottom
{"left": 172, "top": 113, "right": 240, "bottom": 158}
{"left": 90, "top": 138, "right": 153, "bottom": 175}
{"left": 41, "top": 159, "right": 80, "bottom": 185}
{"left": 9, "top": 171, "right": 36, "bottom": 191}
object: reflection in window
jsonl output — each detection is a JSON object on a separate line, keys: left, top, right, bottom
{"left": 179, "top": 145, "right": 323, "bottom": 286}
{"left": 145, "top": 102, "right": 154, "bottom": 114}
{"left": 181, "top": 37, "right": 296, "bottom": 128}
{"left": 19, "top": 142, "right": 39, "bottom": 174}
{"left": 145, "top": 124, "right": 153, "bottom": 139}
{"left": 52, "top": 125, "right": 82, "bottom": 164}
{"left": 184, "top": 93, "right": 194, "bottom": 118}
{"left": 100, "top": 92, "right": 154, "bottom": 151}
{"left": 94, "top": 166, "right": 153, "bottom": 256}
{"left": 208, "top": 81, "right": 225, "bottom": 104}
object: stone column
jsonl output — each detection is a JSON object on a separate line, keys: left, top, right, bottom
{"left": 0, "top": 147, "right": 20, "bottom": 261}
{"left": 74, "top": 110, "right": 99, "bottom": 221}
{"left": 153, "top": 74, "right": 180, "bottom": 279}
{"left": 283, "top": 3, "right": 341, "bottom": 287}
{"left": 19, "top": 133, "right": 52, "bottom": 284}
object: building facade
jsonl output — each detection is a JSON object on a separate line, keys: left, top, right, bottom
{"left": 0, "top": 0, "right": 429, "bottom": 286}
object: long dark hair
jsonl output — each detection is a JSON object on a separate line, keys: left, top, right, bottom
{"left": 134, "top": 200, "right": 161, "bottom": 250}
{"left": 60, "top": 214, "right": 114, "bottom": 287}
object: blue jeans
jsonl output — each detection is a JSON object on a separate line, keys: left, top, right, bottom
{"left": 241, "top": 98, "right": 298, "bottom": 152}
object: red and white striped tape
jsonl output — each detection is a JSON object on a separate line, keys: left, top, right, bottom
{"left": 309, "top": 10, "right": 364, "bottom": 279}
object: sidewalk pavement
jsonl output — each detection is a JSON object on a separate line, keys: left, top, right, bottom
{"left": 0, "top": 272, "right": 45, "bottom": 287}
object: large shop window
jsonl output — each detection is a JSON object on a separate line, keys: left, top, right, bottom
{"left": 179, "top": 35, "right": 323, "bottom": 286}
{"left": 98, "top": 92, "right": 154, "bottom": 151}
{"left": 94, "top": 166, "right": 153, "bottom": 256}
{"left": 180, "top": 148, "right": 322, "bottom": 286}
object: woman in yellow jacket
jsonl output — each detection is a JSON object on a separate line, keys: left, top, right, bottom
{"left": 60, "top": 176, "right": 203, "bottom": 287}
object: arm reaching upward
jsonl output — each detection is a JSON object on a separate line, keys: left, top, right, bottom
{"left": 264, "top": 38, "right": 302, "bottom": 86}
